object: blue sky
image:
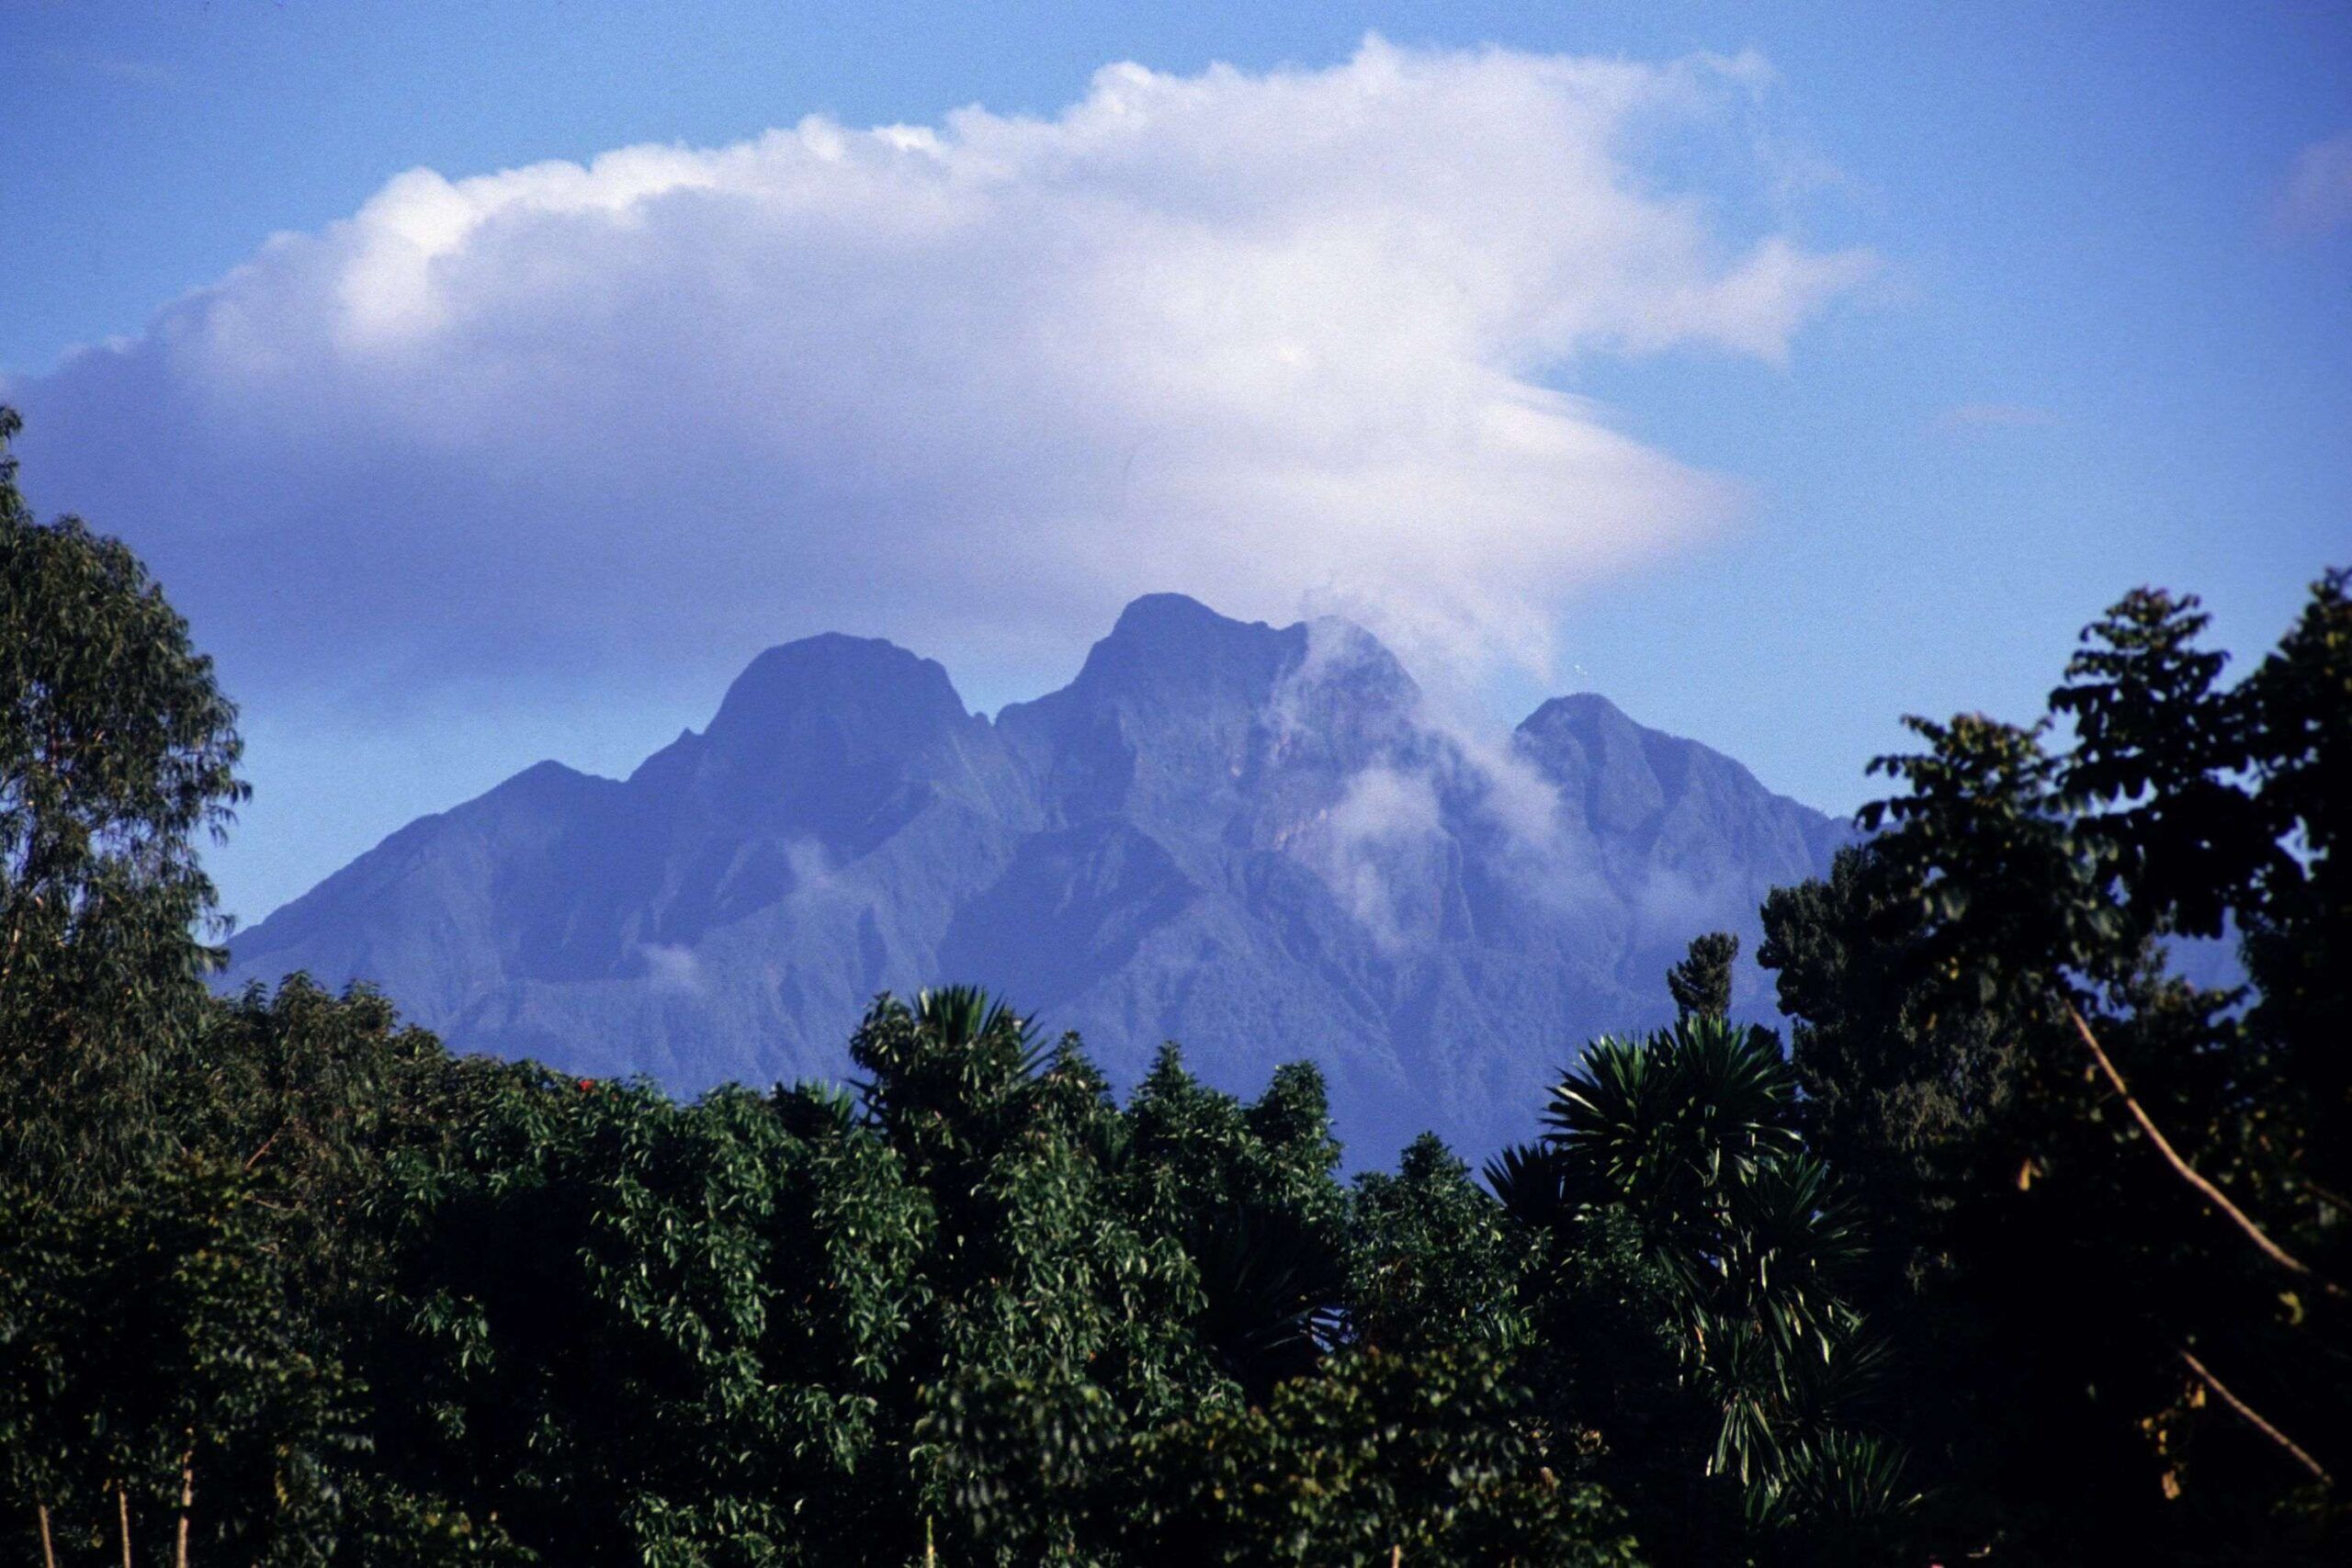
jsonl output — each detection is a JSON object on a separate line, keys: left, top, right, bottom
{"left": 5, "top": 0, "right": 2347, "bottom": 926}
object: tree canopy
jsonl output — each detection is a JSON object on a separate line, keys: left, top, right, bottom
{"left": 2, "top": 406, "right": 246, "bottom": 1200}
{"left": 1665, "top": 931, "right": 1739, "bottom": 1021}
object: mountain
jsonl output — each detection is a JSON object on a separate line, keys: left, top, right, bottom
{"left": 222, "top": 594, "right": 1852, "bottom": 1162}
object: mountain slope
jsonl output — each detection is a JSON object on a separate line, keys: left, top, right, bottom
{"left": 223, "top": 594, "right": 1850, "bottom": 1160}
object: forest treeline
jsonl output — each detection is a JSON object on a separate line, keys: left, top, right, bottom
{"left": 4, "top": 403, "right": 2346, "bottom": 1564}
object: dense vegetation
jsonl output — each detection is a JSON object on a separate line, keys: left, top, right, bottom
{"left": 4, "top": 404, "right": 2345, "bottom": 1563}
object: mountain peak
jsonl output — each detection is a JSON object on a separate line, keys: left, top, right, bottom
{"left": 1112, "top": 592, "right": 1230, "bottom": 637}
{"left": 1091, "top": 592, "right": 1298, "bottom": 658}
{"left": 683, "top": 633, "right": 988, "bottom": 851}
{"left": 1078, "top": 594, "right": 1411, "bottom": 694}
{"left": 1020, "top": 593, "right": 1304, "bottom": 721}
{"left": 708, "top": 633, "right": 968, "bottom": 744}
{"left": 1518, "top": 691, "right": 1631, "bottom": 737}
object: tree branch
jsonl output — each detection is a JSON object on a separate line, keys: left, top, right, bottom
{"left": 2068, "top": 1006, "right": 2342, "bottom": 1299}
{"left": 2301, "top": 1176, "right": 2352, "bottom": 1217}
{"left": 241, "top": 1122, "right": 284, "bottom": 1173}
{"left": 2177, "top": 1346, "right": 2331, "bottom": 1487}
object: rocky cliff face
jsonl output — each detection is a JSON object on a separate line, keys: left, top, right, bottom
{"left": 224, "top": 594, "right": 1850, "bottom": 1162}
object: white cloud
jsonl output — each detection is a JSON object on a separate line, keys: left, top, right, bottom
{"left": 634, "top": 942, "right": 704, "bottom": 995}
{"left": 2278, "top": 131, "right": 2352, "bottom": 236}
{"left": 8, "top": 38, "right": 1871, "bottom": 705}
{"left": 1302, "top": 764, "right": 1450, "bottom": 950}
{"left": 1264, "top": 621, "right": 1615, "bottom": 946}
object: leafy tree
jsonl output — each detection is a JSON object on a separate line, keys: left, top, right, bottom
{"left": 1493, "top": 1011, "right": 1908, "bottom": 1561}
{"left": 1666, "top": 931, "right": 1739, "bottom": 1021}
{"left": 1, "top": 405, "right": 245, "bottom": 1199}
{"left": 364, "top": 1066, "right": 933, "bottom": 1565}
{"left": 1345, "top": 1134, "right": 1529, "bottom": 1356}
{"left": 1549, "top": 1020, "right": 1885, "bottom": 1481}
{"left": 3, "top": 1158, "right": 356, "bottom": 1567}
{"left": 0, "top": 1173, "right": 91, "bottom": 1566}
{"left": 1762, "top": 575, "right": 2351, "bottom": 1561}
{"left": 1118, "top": 1045, "right": 1348, "bottom": 1401}
{"left": 1110, "top": 1346, "right": 1640, "bottom": 1566}
{"left": 188, "top": 979, "right": 475, "bottom": 1303}
{"left": 355, "top": 987, "right": 1389, "bottom": 1566}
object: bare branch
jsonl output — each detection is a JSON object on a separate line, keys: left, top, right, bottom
{"left": 2069, "top": 1006, "right": 2342, "bottom": 1300}
{"left": 2177, "top": 1346, "right": 2331, "bottom": 1487}
{"left": 241, "top": 1122, "right": 284, "bottom": 1173}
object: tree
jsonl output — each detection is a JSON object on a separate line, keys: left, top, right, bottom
{"left": 1120, "top": 1046, "right": 1348, "bottom": 1403}
{"left": 1345, "top": 1134, "right": 1529, "bottom": 1357}
{"left": 1545, "top": 1019, "right": 1887, "bottom": 1485}
{"left": 1666, "top": 931, "right": 1739, "bottom": 1021}
{"left": 1110, "top": 1346, "right": 1640, "bottom": 1567}
{"left": 358, "top": 1063, "right": 933, "bottom": 1566}
{"left": 1761, "top": 575, "right": 2351, "bottom": 1560}
{"left": 2, "top": 406, "right": 258, "bottom": 1562}
{"left": 1486, "top": 1010, "right": 1912, "bottom": 1562}
{"left": 1, "top": 404, "right": 246, "bottom": 1200}
{"left": 2, "top": 1156, "right": 356, "bottom": 1568}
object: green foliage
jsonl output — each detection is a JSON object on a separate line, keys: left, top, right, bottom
{"left": 1, "top": 1159, "right": 358, "bottom": 1564}
{"left": 1763, "top": 571, "right": 2352, "bottom": 1562}
{"left": 1522, "top": 1013, "right": 1900, "bottom": 1554}
{"left": 1346, "top": 1134, "right": 1530, "bottom": 1355}
{"left": 363, "top": 1066, "right": 930, "bottom": 1564}
{"left": 1665, "top": 931, "right": 1739, "bottom": 1021}
{"left": 1119, "top": 1044, "right": 1348, "bottom": 1401}
{"left": 1, "top": 405, "right": 246, "bottom": 1199}
{"left": 1113, "top": 1346, "right": 1640, "bottom": 1566}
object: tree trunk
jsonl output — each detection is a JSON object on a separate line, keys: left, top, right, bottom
{"left": 175, "top": 1440, "right": 194, "bottom": 1568}
{"left": 116, "top": 1482, "right": 132, "bottom": 1568}
{"left": 35, "top": 1500, "right": 56, "bottom": 1568}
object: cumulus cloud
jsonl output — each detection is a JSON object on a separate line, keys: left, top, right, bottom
{"left": 7, "top": 38, "right": 1871, "bottom": 705}
{"left": 2278, "top": 131, "right": 2352, "bottom": 236}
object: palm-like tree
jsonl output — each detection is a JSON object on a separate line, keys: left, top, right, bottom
{"left": 1186, "top": 1201, "right": 1342, "bottom": 1402}
{"left": 1540, "top": 1015, "right": 1905, "bottom": 1517}
{"left": 850, "top": 986, "right": 1048, "bottom": 1178}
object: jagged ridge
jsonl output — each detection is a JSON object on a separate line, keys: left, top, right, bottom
{"left": 223, "top": 595, "right": 1850, "bottom": 1162}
